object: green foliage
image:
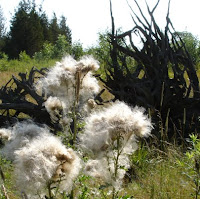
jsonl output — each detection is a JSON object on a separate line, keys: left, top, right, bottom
{"left": 54, "top": 34, "right": 71, "bottom": 59}
{"left": 77, "top": 175, "right": 91, "bottom": 199}
{"left": 86, "top": 30, "right": 113, "bottom": 76}
{"left": 175, "top": 31, "right": 200, "bottom": 66}
{"left": 0, "top": 156, "right": 19, "bottom": 199}
{"left": 0, "top": 52, "right": 8, "bottom": 71}
{"left": 19, "top": 51, "right": 31, "bottom": 62}
{"left": 34, "top": 41, "right": 55, "bottom": 60}
{"left": 0, "top": 57, "right": 57, "bottom": 75}
{"left": 131, "top": 143, "right": 150, "bottom": 172}
{"left": 71, "top": 41, "right": 85, "bottom": 59}
{"left": 177, "top": 134, "right": 200, "bottom": 198}
{"left": 34, "top": 34, "right": 72, "bottom": 60}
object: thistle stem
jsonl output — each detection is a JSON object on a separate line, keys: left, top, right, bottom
{"left": 47, "top": 182, "right": 53, "bottom": 199}
{"left": 73, "top": 104, "right": 77, "bottom": 144}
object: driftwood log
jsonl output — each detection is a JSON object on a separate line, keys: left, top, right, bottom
{"left": 100, "top": 0, "right": 200, "bottom": 141}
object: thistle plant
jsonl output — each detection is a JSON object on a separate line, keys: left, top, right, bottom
{"left": 79, "top": 101, "right": 152, "bottom": 198}
{"left": 36, "top": 55, "right": 100, "bottom": 144}
{"left": 0, "top": 121, "right": 82, "bottom": 198}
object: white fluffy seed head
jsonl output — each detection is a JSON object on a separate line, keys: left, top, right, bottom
{"left": 60, "top": 55, "right": 78, "bottom": 74}
{"left": 0, "top": 128, "right": 12, "bottom": 141}
{"left": 35, "top": 55, "right": 100, "bottom": 120}
{"left": 77, "top": 55, "right": 100, "bottom": 73}
{"left": 1, "top": 121, "right": 82, "bottom": 196}
{"left": 44, "top": 96, "right": 64, "bottom": 122}
{"left": 14, "top": 134, "right": 81, "bottom": 196}
{"left": 1, "top": 121, "right": 49, "bottom": 161}
{"left": 44, "top": 96, "right": 63, "bottom": 112}
{"left": 84, "top": 158, "right": 111, "bottom": 182}
{"left": 84, "top": 154, "right": 131, "bottom": 190}
{"left": 79, "top": 100, "right": 152, "bottom": 155}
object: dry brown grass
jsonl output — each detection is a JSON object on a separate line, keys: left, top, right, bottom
{"left": 0, "top": 71, "right": 19, "bottom": 87}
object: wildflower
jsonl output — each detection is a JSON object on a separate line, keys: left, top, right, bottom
{"left": 84, "top": 153, "right": 131, "bottom": 188}
{"left": 77, "top": 55, "right": 100, "bottom": 73}
{"left": 84, "top": 158, "right": 111, "bottom": 182}
{"left": 82, "top": 99, "right": 97, "bottom": 115}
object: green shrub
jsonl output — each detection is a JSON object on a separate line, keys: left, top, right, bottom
{"left": 54, "top": 34, "right": 71, "bottom": 59}
{"left": 19, "top": 51, "right": 31, "bottom": 63}
{"left": 177, "top": 134, "right": 200, "bottom": 198}
{"left": 0, "top": 52, "right": 8, "bottom": 71}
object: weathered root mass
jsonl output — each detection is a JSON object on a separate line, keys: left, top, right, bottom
{"left": 101, "top": 0, "right": 200, "bottom": 140}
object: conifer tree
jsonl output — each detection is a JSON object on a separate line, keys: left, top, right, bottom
{"left": 59, "top": 15, "right": 72, "bottom": 45}
{"left": 49, "top": 13, "right": 60, "bottom": 44}
{"left": 0, "top": 5, "right": 5, "bottom": 51}
{"left": 5, "top": 0, "right": 44, "bottom": 58}
{"left": 3, "top": 0, "right": 72, "bottom": 59}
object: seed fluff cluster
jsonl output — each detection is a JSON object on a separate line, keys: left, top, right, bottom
{"left": 0, "top": 121, "right": 81, "bottom": 197}
{"left": 36, "top": 55, "right": 100, "bottom": 124}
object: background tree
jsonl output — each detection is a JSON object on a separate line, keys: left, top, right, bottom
{"left": 3, "top": 0, "right": 72, "bottom": 59}
{"left": 4, "top": 0, "right": 44, "bottom": 58}
{"left": 71, "top": 41, "right": 84, "bottom": 59}
{"left": 87, "top": 31, "right": 111, "bottom": 70}
{"left": 49, "top": 13, "right": 60, "bottom": 44}
{"left": 174, "top": 31, "right": 200, "bottom": 66}
{"left": 53, "top": 34, "right": 71, "bottom": 58}
{"left": 59, "top": 15, "right": 72, "bottom": 45}
{"left": 39, "top": 11, "right": 51, "bottom": 43}
{"left": 0, "top": 5, "right": 5, "bottom": 52}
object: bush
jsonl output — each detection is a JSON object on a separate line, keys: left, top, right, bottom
{"left": 0, "top": 52, "right": 8, "bottom": 71}
{"left": 19, "top": 51, "right": 31, "bottom": 63}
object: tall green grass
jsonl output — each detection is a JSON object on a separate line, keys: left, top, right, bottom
{"left": 0, "top": 58, "right": 57, "bottom": 72}
{"left": 0, "top": 58, "right": 58, "bottom": 87}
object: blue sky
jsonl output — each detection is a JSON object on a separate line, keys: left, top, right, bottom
{"left": 1, "top": 0, "right": 200, "bottom": 48}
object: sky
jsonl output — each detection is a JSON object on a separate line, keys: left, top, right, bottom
{"left": 1, "top": 0, "right": 200, "bottom": 48}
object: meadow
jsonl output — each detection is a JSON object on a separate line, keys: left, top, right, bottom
{"left": 0, "top": 58, "right": 199, "bottom": 199}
